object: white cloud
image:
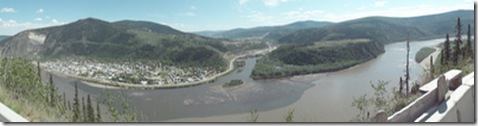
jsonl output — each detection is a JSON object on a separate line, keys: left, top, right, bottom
{"left": 262, "top": 0, "right": 293, "bottom": 7}
{"left": 244, "top": 11, "right": 274, "bottom": 23}
{"left": 34, "top": 18, "right": 42, "bottom": 21}
{"left": 36, "top": 8, "right": 44, "bottom": 13}
{"left": 190, "top": 6, "right": 196, "bottom": 10}
{"left": 0, "top": 18, "right": 2, "bottom": 21}
{"left": 262, "top": 0, "right": 292, "bottom": 7}
{"left": 374, "top": 1, "right": 387, "bottom": 7}
{"left": 263, "top": 0, "right": 280, "bottom": 7}
{"left": 52, "top": 19, "right": 58, "bottom": 23}
{"left": 239, "top": 0, "right": 249, "bottom": 5}
{"left": 282, "top": 10, "right": 325, "bottom": 20}
{"left": 185, "top": 12, "right": 196, "bottom": 16}
{"left": 0, "top": 7, "right": 16, "bottom": 13}
{"left": 0, "top": 18, "right": 64, "bottom": 35}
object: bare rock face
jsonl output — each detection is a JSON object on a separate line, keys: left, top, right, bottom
{"left": 0, "top": 31, "right": 45, "bottom": 57}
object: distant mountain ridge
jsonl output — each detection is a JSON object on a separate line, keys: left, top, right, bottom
{"left": 278, "top": 10, "right": 474, "bottom": 44}
{"left": 0, "top": 35, "right": 9, "bottom": 40}
{"left": 0, "top": 17, "right": 228, "bottom": 68}
{"left": 114, "top": 20, "right": 185, "bottom": 35}
{"left": 194, "top": 20, "right": 334, "bottom": 40}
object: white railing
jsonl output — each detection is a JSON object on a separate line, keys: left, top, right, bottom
{"left": 0, "top": 102, "right": 28, "bottom": 122}
{"left": 371, "top": 70, "right": 474, "bottom": 122}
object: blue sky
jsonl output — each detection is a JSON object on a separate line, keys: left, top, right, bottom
{"left": 0, "top": 0, "right": 474, "bottom": 35}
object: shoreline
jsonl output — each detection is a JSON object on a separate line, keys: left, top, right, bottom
{"left": 419, "top": 46, "right": 441, "bottom": 70}
{"left": 43, "top": 47, "right": 275, "bottom": 89}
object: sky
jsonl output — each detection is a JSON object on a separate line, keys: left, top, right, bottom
{"left": 0, "top": 0, "right": 474, "bottom": 35}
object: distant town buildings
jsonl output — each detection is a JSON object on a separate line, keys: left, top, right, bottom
{"left": 42, "top": 57, "right": 219, "bottom": 85}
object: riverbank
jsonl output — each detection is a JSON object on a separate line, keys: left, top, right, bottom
{"left": 42, "top": 46, "right": 276, "bottom": 89}
{"left": 419, "top": 46, "right": 441, "bottom": 70}
{"left": 164, "top": 38, "right": 445, "bottom": 122}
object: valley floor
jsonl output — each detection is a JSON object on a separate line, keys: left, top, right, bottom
{"left": 42, "top": 45, "right": 276, "bottom": 89}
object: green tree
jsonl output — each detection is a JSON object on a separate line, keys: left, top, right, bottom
{"left": 68, "top": 100, "right": 71, "bottom": 111}
{"left": 399, "top": 77, "right": 403, "bottom": 94}
{"left": 36, "top": 61, "right": 41, "bottom": 81}
{"left": 443, "top": 34, "right": 451, "bottom": 65}
{"left": 465, "top": 24, "right": 473, "bottom": 59}
{"left": 63, "top": 92, "right": 67, "bottom": 111}
{"left": 82, "top": 97, "right": 86, "bottom": 122}
{"left": 430, "top": 56, "right": 434, "bottom": 79}
{"left": 454, "top": 17, "right": 462, "bottom": 65}
{"left": 48, "top": 74, "right": 56, "bottom": 106}
{"left": 72, "top": 82, "right": 80, "bottom": 122}
{"left": 370, "top": 80, "right": 389, "bottom": 110}
{"left": 351, "top": 80, "right": 391, "bottom": 122}
{"left": 284, "top": 109, "right": 294, "bottom": 122}
{"left": 405, "top": 40, "right": 410, "bottom": 95}
{"left": 96, "top": 102, "right": 102, "bottom": 122}
{"left": 103, "top": 90, "right": 119, "bottom": 122}
{"left": 351, "top": 94, "right": 370, "bottom": 122}
{"left": 87, "top": 94, "right": 95, "bottom": 122}
{"left": 244, "top": 109, "right": 259, "bottom": 122}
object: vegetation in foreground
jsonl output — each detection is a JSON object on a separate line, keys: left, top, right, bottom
{"left": 0, "top": 58, "right": 69, "bottom": 121}
{"left": 243, "top": 108, "right": 295, "bottom": 122}
{"left": 351, "top": 17, "right": 474, "bottom": 122}
{"left": 251, "top": 39, "right": 384, "bottom": 79}
{"left": 0, "top": 57, "right": 137, "bottom": 122}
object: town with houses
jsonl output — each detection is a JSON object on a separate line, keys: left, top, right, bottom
{"left": 41, "top": 57, "right": 221, "bottom": 85}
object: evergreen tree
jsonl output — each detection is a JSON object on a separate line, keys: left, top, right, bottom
{"left": 73, "top": 82, "right": 80, "bottom": 122}
{"left": 399, "top": 77, "right": 403, "bottom": 93}
{"left": 454, "top": 17, "right": 462, "bottom": 65}
{"left": 82, "top": 97, "right": 86, "bottom": 122}
{"left": 87, "top": 94, "right": 95, "bottom": 122}
{"left": 405, "top": 40, "right": 410, "bottom": 94}
{"left": 430, "top": 56, "right": 434, "bottom": 79}
{"left": 49, "top": 74, "right": 55, "bottom": 106}
{"left": 440, "top": 49, "right": 445, "bottom": 65}
{"left": 466, "top": 24, "right": 473, "bottom": 59}
{"left": 68, "top": 100, "right": 71, "bottom": 111}
{"left": 63, "top": 92, "right": 67, "bottom": 110}
{"left": 96, "top": 102, "right": 102, "bottom": 122}
{"left": 36, "top": 61, "right": 41, "bottom": 80}
{"left": 444, "top": 34, "right": 451, "bottom": 65}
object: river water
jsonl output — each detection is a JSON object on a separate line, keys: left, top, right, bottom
{"left": 44, "top": 38, "right": 446, "bottom": 122}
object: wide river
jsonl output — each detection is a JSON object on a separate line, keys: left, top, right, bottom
{"left": 44, "top": 38, "right": 446, "bottom": 122}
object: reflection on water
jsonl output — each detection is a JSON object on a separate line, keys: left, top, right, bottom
{"left": 46, "top": 38, "right": 445, "bottom": 122}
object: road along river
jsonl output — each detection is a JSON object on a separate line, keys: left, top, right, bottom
{"left": 44, "top": 38, "right": 445, "bottom": 122}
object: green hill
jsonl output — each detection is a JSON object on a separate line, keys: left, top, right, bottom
{"left": 114, "top": 20, "right": 185, "bottom": 35}
{"left": 194, "top": 20, "right": 333, "bottom": 40}
{"left": 251, "top": 39, "right": 385, "bottom": 79}
{"left": 279, "top": 10, "right": 474, "bottom": 44}
{"left": 0, "top": 18, "right": 228, "bottom": 69}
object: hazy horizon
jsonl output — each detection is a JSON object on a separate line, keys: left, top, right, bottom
{"left": 0, "top": 0, "right": 474, "bottom": 35}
